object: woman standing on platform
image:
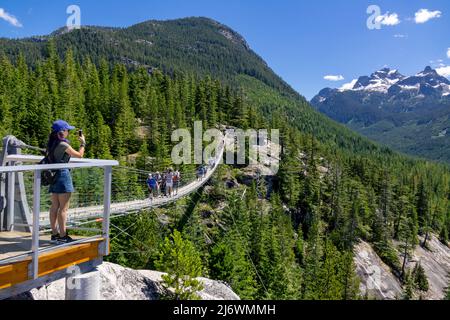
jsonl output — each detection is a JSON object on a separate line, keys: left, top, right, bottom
{"left": 46, "top": 120, "right": 86, "bottom": 244}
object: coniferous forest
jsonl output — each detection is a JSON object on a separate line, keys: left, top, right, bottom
{"left": 0, "top": 24, "right": 449, "bottom": 300}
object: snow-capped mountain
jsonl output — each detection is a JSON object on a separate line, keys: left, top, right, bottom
{"left": 344, "top": 67, "right": 406, "bottom": 93}
{"left": 335, "top": 66, "right": 450, "bottom": 97}
{"left": 311, "top": 67, "right": 450, "bottom": 163}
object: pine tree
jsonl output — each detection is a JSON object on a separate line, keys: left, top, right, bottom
{"left": 258, "top": 194, "right": 301, "bottom": 299}
{"left": 136, "top": 140, "right": 150, "bottom": 171}
{"left": 412, "top": 262, "right": 429, "bottom": 292}
{"left": 302, "top": 219, "right": 323, "bottom": 299}
{"left": 26, "top": 64, "right": 52, "bottom": 144}
{"left": 416, "top": 179, "right": 429, "bottom": 235}
{"left": 89, "top": 111, "right": 113, "bottom": 159}
{"left": 11, "top": 53, "right": 30, "bottom": 137}
{"left": 195, "top": 81, "right": 208, "bottom": 124}
{"left": 58, "top": 49, "right": 86, "bottom": 130}
{"left": 278, "top": 137, "right": 301, "bottom": 208}
{"left": 402, "top": 270, "right": 414, "bottom": 300}
{"left": 339, "top": 250, "right": 360, "bottom": 300}
{"left": 439, "top": 225, "right": 449, "bottom": 246}
{"left": 112, "top": 65, "right": 136, "bottom": 157}
{"left": 155, "top": 230, "right": 204, "bottom": 300}
{"left": 398, "top": 197, "right": 417, "bottom": 279}
{"left": 98, "top": 58, "right": 111, "bottom": 122}
{"left": 209, "top": 233, "right": 258, "bottom": 299}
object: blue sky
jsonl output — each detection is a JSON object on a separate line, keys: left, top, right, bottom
{"left": 1, "top": 0, "right": 449, "bottom": 99}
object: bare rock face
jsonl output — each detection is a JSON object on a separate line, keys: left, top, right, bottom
{"left": 11, "top": 262, "right": 240, "bottom": 300}
{"left": 354, "top": 241, "right": 402, "bottom": 300}
{"left": 354, "top": 236, "right": 450, "bottom": 300}
{"left": 405, "top": 236, "right": 450, "bottom": 300}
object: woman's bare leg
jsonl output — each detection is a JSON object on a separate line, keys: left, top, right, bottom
{"left": 57, "top": 193, "right": 72, "bottom": 237}
{"left": 49, "top": 193, "right": 60, "bottom": 235}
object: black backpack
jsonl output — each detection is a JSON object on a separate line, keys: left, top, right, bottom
{"left": 39, "top": 142, "right": 60, "bottom": 186}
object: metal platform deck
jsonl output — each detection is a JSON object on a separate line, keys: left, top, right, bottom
{"left": 0, "top": 231, "right": 89, "bottom": 263}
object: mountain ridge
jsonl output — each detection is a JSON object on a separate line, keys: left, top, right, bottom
{"left": 0, "top": 17, "right": 301, "bottom": 101}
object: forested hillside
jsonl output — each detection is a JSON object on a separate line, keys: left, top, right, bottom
{"left": 0, "top": 18, "right": 298, "bottom": 99}
{"left": 0, "top": 18, "right": 449, "bottom": 300}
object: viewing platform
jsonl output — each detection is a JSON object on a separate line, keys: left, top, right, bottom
{"left": 0, "top": 136, "right": 118, "bottom": 299}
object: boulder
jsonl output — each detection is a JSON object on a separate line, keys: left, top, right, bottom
{"left": 10, "top": 262, "right": 240, "bottom": 300}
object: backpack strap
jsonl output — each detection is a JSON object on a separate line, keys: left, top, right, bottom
{"left": 46, "top": 141, "right": 61, "bottom": 163}
{"left": 48, "top": 140, "right": 73, "bottom": 164}
{"left": 46, "top": 140, "right": 60, "bottom": 164}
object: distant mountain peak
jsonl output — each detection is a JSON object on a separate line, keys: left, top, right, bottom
{"left": 346, "top": 67, "right": 405, "bottom": 93}
{"left": 416, "top": 66, "right": 439, "bottom": 77}
{"left": 333, "top": 66, "right": 449, "bottom": 95}
{"left": 372, "top": 67, "right": 401, "bottom": 77}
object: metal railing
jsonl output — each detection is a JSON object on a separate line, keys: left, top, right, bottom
{"left": 0, "top": 157, "right": 118, "bottom": 280}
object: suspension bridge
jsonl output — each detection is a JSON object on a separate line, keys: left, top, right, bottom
{"left": 47, "top": 139, "right": 227, "bottom": 224}
{"left": 0, "top": 133, "right": 230, "bottom": 299}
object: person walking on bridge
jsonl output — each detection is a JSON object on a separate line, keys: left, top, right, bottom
{"left": 47, "top": 120, "right": 86, "bottom": 244}
{"left": 155, "top": 171, "right": 163, "bottom": 197}
{"left": 165, "top": 168, "right": 174, "bottom": 197}
{"left": 197, "top": 166, "right": 203, "bottom": 181}
{"left": 173, "top": 169, "right": 180, "bottom": 195}
{"left": 147, "top": 173, "right": 158, "bottom": 201}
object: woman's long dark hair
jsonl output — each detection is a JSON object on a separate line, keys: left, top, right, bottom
{"left": 46, "top": 131, "right": 68, "bottom": 153}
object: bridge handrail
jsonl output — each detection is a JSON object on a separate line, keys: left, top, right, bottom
{"left": 0, "top": 156, "right": 118, "bottom": 173}
{"left": 5, "top": 154, "right": 118, "bottom": 164}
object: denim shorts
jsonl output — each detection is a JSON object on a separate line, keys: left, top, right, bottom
{"left": 49, "top": 169, "right": 74, "bottom": 194}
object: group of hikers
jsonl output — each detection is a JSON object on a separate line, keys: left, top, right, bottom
{"left": 147, "top": 158, "right": 217, "bottom": 200}
{"left": 197, "top": 157, "right": 216, "bottom": 181}
{"left": 196, "top": 165, "right": 208, "bottom": 181}
{"left": 146, "top": 168, "right": 181, "bottom": 200}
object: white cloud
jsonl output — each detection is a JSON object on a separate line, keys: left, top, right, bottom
{"left": 375, "top": 12, "right": 400, "bottom": 26}
{"left": 436, "top": 66, "right": 450, "bottom": 78}
{"left": 414, "top": 9, "right": 442, "bottom": 24}
{"left": 0, "top": 8, "right": 22, "bottom": 27}
{"left": 340, "top": 79, "right": 357, "bottom": 90}
{"left": 447, "top": 48, "right": 450, "bottom": 59}
{"left": 430, "top": 59, "right": 445, "bottom": 67}
{"left": 324, "top": 75, "right": 344, "bottom": 81}
{"left": 393, "top": 34, "right": 407, "bottom": 38}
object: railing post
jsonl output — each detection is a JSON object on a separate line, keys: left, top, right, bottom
{"left": 102, "top": 166, "right": 112, "bottom": 256}
{"left": 7, "top": 170, "right": 15, "bottom": 231}
{"left": 31, "top": 170, "right": 41, "bottom": 279}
